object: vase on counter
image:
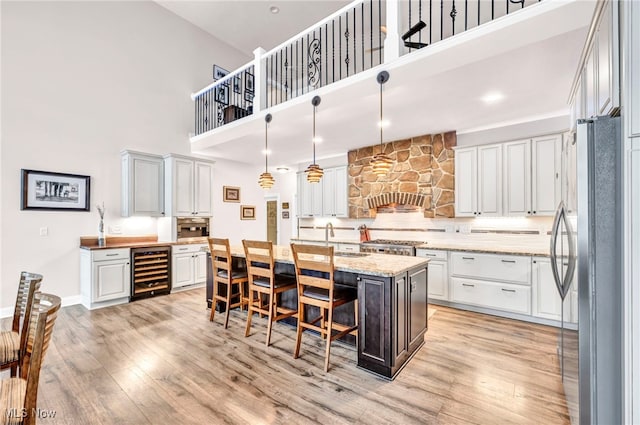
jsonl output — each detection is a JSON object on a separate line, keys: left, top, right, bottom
{"left": 98, "top": 219, "right": 105, "bottom": 246}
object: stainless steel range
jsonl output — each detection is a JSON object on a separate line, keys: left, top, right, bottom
{"left": 360, "top": 239, "right": 423, "bottom": 256}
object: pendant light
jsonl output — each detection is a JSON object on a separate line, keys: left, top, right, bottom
{"left": 371, "top": 71, "right": 393, "bottom": 176}
{"left": 258, "top": 113, "right": 275, "bottom": 189}
{"left": 305, "top": 96, "right": 324, "bottom": 183}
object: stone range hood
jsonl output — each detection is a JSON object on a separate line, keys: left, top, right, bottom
{"left": 348, "top": 132, "right": 456, "bottom": 218}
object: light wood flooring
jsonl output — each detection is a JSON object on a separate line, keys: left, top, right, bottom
{"left": 2, "top": 288, "right": 570, "bottom": 424}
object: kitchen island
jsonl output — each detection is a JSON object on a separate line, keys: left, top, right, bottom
{"left": 218, "top": 245, "right": 430, "bottom": 379}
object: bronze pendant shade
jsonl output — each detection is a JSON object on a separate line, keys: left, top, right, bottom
{"left": 258, "top": 113, "right": 275, "bottom": 189}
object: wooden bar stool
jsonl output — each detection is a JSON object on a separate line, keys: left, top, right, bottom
{"left": 208, "top": 238, "right": 248, "bottom": 328}
{"left": 243, "top": 240, "right": 297, "bottom": 346}
{"left": 290, "top": 243, "right": 358, "bottom": 372}
{"left": 0, "top": 292, "right": 61, "bottom": 425}
{"left": 1, "top": 272, "right": 43, "bottom": 377}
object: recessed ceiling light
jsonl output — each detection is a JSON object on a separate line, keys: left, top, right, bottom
{"left": 276, "top": 167, "right": 289, "bottom": 173}
{"left": 270, "top": 5, "right": 280, "bottom": 14}
{"left": 482, "top": 92, "right": 505, "bottom": 104}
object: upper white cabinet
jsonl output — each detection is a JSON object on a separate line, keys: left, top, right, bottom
{"left": 503, "top": 140, "right": 530, "bottom": 216}
{"left": 297, "top": 165, "right": 347, "bottom": 217}
{"left": 121, "top": 150, "right": 164, "bottom": 217}
{"left": 571, "top": 0, "right": 619, "bottom": 121}
{"left": 454, "top": 144, "right": 502, "bottom": 217}
{"left": 164, "top": 154, "right": 214, "bottom": 217}
{"left": 322, "top": 166, "right": 348, "bottom": 217}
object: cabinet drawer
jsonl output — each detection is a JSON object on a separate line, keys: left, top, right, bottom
{"left": 172, "top": 244, "right": 206, "bottom": 254}
{"left": 92, "top": 248, "right": 130, "bottom": 262}
{"left": 416, "top": 249, "right": 447, "bottom": 260}
{"left": 451, "top": 277, "right": 531, "bottom": 315}
{"left": 450, "top": 252, "right": 530, "bottom": 284}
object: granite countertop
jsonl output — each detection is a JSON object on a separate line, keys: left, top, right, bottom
{"left": 229, "top": 245, "right": 429, "bottom": 278}
{"left": 79, "top": 235, "right": 208, "bottom": 250}
{"left": 417, "top": 235, "right": 551, "bottom": 257}
{"left": 290, "top": 238, "right": 361, "bottom": 245}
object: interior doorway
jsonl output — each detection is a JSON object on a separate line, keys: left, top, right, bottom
{"left": 266, "top": 200, "right": 277, "bottom": 244}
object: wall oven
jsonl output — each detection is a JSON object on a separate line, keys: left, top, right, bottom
{"left": 176, "top": 217, "right": 210, "bottom": 241}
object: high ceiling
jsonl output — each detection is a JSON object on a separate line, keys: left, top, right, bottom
{"left": 156, "top": 0, "right": 352, "bottom": 55}
{"left": 158, "top": 1, "right": 596, "bottom": 169}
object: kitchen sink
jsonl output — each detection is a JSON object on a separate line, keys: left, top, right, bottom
{"left": 334, "top": 252, "right": 370, "bottom": 257}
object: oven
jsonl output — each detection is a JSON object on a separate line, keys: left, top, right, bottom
{"left": 360, "top": 239, "right": 423, "bottom": 256}
{"left": 176, "top": 217, "right": 210, "bottom": 241}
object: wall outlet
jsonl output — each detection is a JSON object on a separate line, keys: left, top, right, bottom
{"left": 109, "top": 225, "right": 122, "bottom": 234}
{"left": 39, "top": 227, "right": 48, "bottom": 237}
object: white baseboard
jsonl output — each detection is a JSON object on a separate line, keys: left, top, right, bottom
{"left": 1, "top": 294, "right": 83, "bottom": 319}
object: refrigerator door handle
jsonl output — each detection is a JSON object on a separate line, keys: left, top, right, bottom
{"left": 563, "top": 208, "right": 577, "bottom": 293}
{"left": 550, "top": 201, "right": 569, "bottom": 300}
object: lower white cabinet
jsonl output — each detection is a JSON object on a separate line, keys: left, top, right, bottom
{"left": 80, "top": 248, "right": 131, "bottom": 310}
{"left": 531, "top": 257, "right": 563, "bottom": 321}
{"left": 451, "top": 277, "right": 531, "bottom": 315}
{"left": 449, "top": 251, "right": 532, "bottom": 316}
{"left": 172, "top": 244, "right": 207, "bottom": 290}
{"left": 416, "top": 249, "right": 448, "bottom": 301}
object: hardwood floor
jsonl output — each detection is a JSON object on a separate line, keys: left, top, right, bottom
{"left": 2, "top": 288, "right": 570, "bottom": 424}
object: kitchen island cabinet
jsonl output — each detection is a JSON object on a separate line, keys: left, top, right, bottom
{"left": 220, "top": 245, "right": 429, "bottom": 379}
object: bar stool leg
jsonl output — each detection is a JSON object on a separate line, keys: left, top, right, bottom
{"left": 294, "top": 303, "right": 304, "bottom": 359}
{"left": 224, "top": 281, "right": 232, "bottom": 329}
{"left": 210, "top": 280, "right": 219, "bottom": 322}
{"left": 324, "top": 307, "right": 334, "bottom": 372}
{"left": 245, "top": 289, "right": 255, "bottom": 337}
{"left": 265, "top": 293, "right": 275, "bottom": 346}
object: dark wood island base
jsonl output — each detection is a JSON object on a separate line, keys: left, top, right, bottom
{"left": 206, "top": 245, "right": 429, "bottom": 380}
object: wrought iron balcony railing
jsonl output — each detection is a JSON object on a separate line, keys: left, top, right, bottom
{"left": 192, "top": 0, "right": 542, "bottom": 137}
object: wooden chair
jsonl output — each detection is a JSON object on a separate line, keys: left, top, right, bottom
{"left": 0, "top": 272, "right": 43, "bottom": 377}
{"left": 0, "top": 292, "right": 61, "bottom": 425}
{"left": 243, "top": 240, "right": 297, "bottom": 346}
{"left": 208, "top": 238, "right": 248, "bottom": 328}
{"left": 290, "top": 243, "right": 358, "bottom": 372}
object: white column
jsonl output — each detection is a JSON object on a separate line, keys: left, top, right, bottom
{"left": 253, "top": 47, "right": 266, "bottom": 113}
{"left": 384, "top": 0, "right": 402, "bottom": 62}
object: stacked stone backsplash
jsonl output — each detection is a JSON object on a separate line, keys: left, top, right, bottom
{"left": 348, "top": 131, "right": 456, "bottom": 218}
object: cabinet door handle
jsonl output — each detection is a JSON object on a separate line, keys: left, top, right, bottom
{"left": 178, "top": 248, "right": 188, "bottom": 251}
{"left": 462, "top": 283, "right": 475, "bottom": 287}
{"left": 462, "top": 257, "right": 475, "bottom": 260}
{"left": 501, "top": 288, "right": 516, "bottom": 293}
{"left": 423, "top": 253, "right": 436, "bottom": 257}
{"left": 501, "top": 260, "right": 516, "bottom": 263}
{"left": 106, "top": 253, "right": 118, "bottom": 257}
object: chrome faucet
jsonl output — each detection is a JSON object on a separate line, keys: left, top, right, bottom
{"left": 325, "top": 222, "right": 335, "bottom": 246}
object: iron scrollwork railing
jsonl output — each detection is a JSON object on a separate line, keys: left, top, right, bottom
{"left": 401, "top": 0, "right": 542, "bottom": 52}
{"left": 263, "top": 0, "right": 383, "bottom": 109}
{"left": 193, "top": 65, "right": 255, "bottom": 136}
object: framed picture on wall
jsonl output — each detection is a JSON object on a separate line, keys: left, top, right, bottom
{"left": 241, "top": 205, "right": 256, "bottom": 220}
{"left": 244, "top": 91, "right": 254, "bottom": 102}
{"left": 245, "top": 72, "right": 254, "bottom": 93}
{"left": 223, "top": 186, "right": 240, "bottom": 202}
{"left": 213, "top": 65, "right": 229, "bottom": 80}
{"left": 282, "top": 211, "right": 290, "bottom": 219}
{"left": 233, "top": 75, "right": 242, "bottom": 94}
{"left": 21, "top": 169, "right": 90, "bottom": 211}
{"left": 216, "top": 84, "right": 229, "bottom": 105}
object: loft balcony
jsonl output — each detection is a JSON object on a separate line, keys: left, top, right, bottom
{"left": 189, "top": 0, "right": 595, "bottom": 169}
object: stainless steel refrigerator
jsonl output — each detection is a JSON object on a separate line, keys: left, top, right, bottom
{"left": 551, "top": 116, "right": 623, "bottom": 424}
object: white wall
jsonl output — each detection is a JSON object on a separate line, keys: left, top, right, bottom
{"left": 0, "top": 1, "right": 253, "bottom": 310}
{"left": 457, "top": 115, "right": 569, "bottom": 146}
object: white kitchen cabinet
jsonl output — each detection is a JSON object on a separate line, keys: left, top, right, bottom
{"left": 502, "top": 135, "right": 560, "bottom": 217}
{"left": 416, "top": 249, "right": 448, "bottom": 301}
{"left": 585, "top": 44, "right": 597, "bottom": 118}
{"left": 531, "top": 257, "right": 562, "bottom": 321}
{"left": 531, "top": 134, "right": 561, "bottom": 216}
{"left": 296, "top": 171, "right": 323, "bottom": 217}
{"left": 121, "top": 150, "right": 164, "bottom": 217}
{"left": 454, "top": 145, "right": 501, "bottom": 217}
{"left": 323, "top": 166, "right": 348, "bottom": 217}
{"left": 596, "top": 0, "right": 619, "bottom": 116}
{"left": 80, "top": 248, "right": 131, "bottom": 310}
{"left": 449, "top": 251, "right": 532, "bottom": 315}
{"left": 337, "top": 243, "right": 360, "bottom": 253}
{"left": 172, "top": 244, "right": 207, "bottom": 290}
{"left": 164, "top": 154, "right": 214, "bottom": 217}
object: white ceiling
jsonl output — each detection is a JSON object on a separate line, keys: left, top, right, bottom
{"left": 160, "top": 0, "right": 596, "bottom": 169}
{"left": 156, "top": 0, "right": 352, "bottom": 55}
